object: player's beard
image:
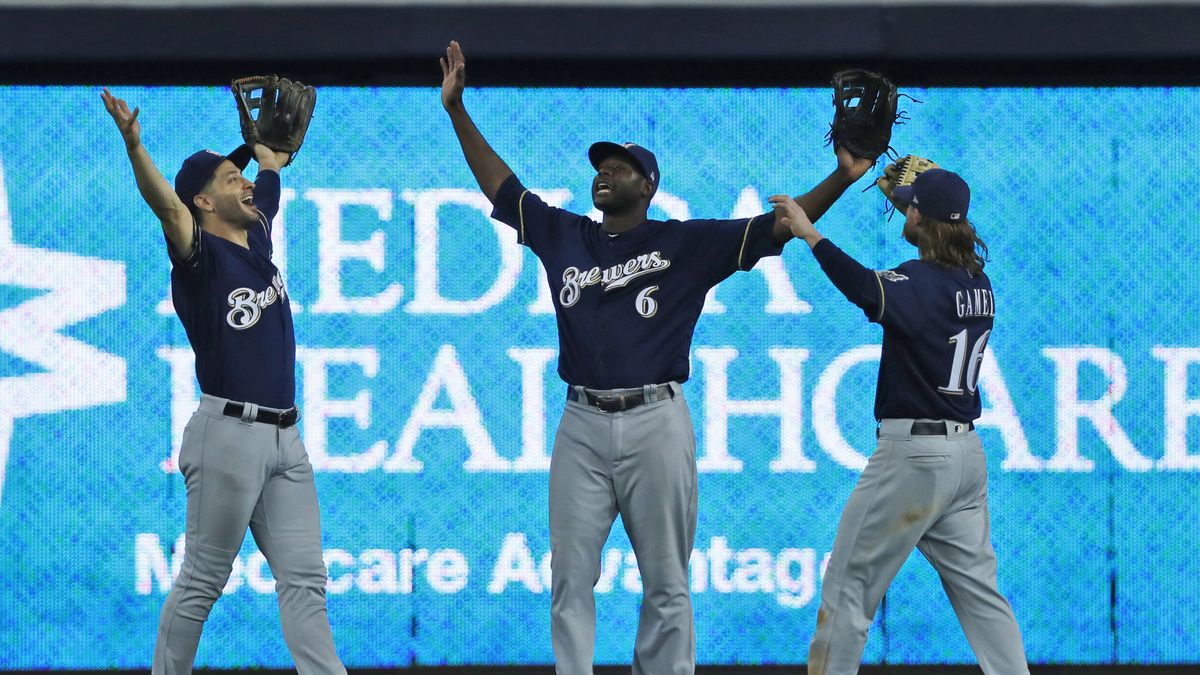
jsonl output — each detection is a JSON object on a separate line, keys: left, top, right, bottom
{"left": 212, "top": 193, "right": 260, "bottom": 229}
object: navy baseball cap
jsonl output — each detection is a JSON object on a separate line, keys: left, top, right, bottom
{"left": 588, "top": 142, "right": 659, "bottom": 192}
{"left": 174, "top": 145, "right": 253, "bottom": 208}
{"left": 893, "top": 168, "right": 970, "bottom": 223}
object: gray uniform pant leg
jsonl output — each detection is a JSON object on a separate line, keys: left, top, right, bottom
{"left": 915, "top": 434, "right": 1028, "bottom": 675}
{"left": 152, "top": 398, "right": 345, "bottom": 675}
{"left": 616, "top": 391, "right": 698, "bottom": 675}
{"left": 808, "top": 422, "right": 1028, "bottom": 675}
{"left": 249, "top": 424, "right": 345, "bottom": 675}
{"left": 550, "top": 386, "right": 697, "bottom": 675}
{"left": 549, "top": 399, "right": 621, "bottom": 675}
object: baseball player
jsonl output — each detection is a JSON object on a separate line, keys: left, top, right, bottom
{"left": 439, "top": 42, "right": 872, "bottom": 675}
{"left": 769, "top": 169, "right": 1028, "bottom": 674}
{"left": 101, "top": 88, "right": 345, "bottom": 675}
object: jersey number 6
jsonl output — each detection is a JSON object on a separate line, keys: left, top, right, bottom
{"left": 939, "top": 328, "right": 991, "bottom": 395}
{"left": 636, "top": 285, "right": 660, "bottom": 318}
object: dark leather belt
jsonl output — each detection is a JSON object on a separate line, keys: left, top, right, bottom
{"left": 912, "top": 420, "right": 973, "bottom": 435}
{"left": 223, "top": 401, "right": 300, "bottom": 428}
{"left": 879, "top": 420, "right": 974, "bottom": 437}
{"left": 567, "top": 384, "right": 674, "bottom": 413}
{"left": 883, "top": 417, "right": 974, "bottom": 439}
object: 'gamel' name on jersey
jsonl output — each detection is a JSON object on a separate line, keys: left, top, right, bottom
{"left": 956, "top": 288, "right": 995, "bottom": 318}
{"left": 226, "top": 272, "right": 290, "bottom": 330}
{"left": 559, "top": 251, "right": 672, "bottom": 307}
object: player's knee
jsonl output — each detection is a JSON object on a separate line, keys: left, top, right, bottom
{"left": 169, "top": 577, "right": 226, "bottom": 621}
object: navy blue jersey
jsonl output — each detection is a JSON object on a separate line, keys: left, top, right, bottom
{"left": 812, "top": 239, "right": 994, "bottom": 422}
{"left": 167, "top": 170, "right": 296, "bottom": 408}
{"left": 491, "top": 174, "right": 782, "bottom": 389}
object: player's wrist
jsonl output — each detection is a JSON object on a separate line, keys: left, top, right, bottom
{"left": 834, "top": 165, "right": 864, "bottom": 183}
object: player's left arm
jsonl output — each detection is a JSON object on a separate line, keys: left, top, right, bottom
{"left": 772, "top": 145, "right": 873, "bottom": 244}
{"left": 251, "top": 143, "right": 288, "bottom": 224}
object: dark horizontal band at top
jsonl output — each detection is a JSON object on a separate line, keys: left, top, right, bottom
{"left": 2, "top": 4, "right": 1199, "bottom": 86}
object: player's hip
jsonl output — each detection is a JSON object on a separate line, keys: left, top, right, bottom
{"left": 178, "top": 394, "right": 308, "bottom": 471}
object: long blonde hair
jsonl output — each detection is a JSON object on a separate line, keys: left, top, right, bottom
{"left": 916, "top": 216, "right": 989, "bottom": 276}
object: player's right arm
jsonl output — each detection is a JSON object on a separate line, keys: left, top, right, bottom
{"left": 441, "top": 40, "right": 514, "bottom": 203}
{"left": 770, "top": 194, "right": 883, "bottom": 318}
{"left": 101, "top": 88, "right": 194, "bottom": 258}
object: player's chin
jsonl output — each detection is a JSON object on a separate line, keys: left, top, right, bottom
{"left": 592, "top": 193, "right": 625, "bottom": 214}
{"left": 239, "top": 204, "right": 261, "bottom": 226}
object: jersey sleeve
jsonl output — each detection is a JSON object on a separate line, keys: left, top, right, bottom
{"left": 489, "top": 174, "right": 565, "bottom": 256}
{"left": 246, "top": 169, "right": 280, "bottom": 257}
{"left": 690, "top": 211, "right": 784, "bottom": 285}
{"left": 871, "top": 260, "right": 930, "bottom": 335}
{"left": 811, "top": 237, "right": 882, "bottom": 317}
{"left": 811, "top": 239, "right": 928, "bottom": 335}
{"left": 164, "top": 215, "right": 212, "bottom": 275}
{"left": 253, "top": 169, "right": 281, "bottom": 224}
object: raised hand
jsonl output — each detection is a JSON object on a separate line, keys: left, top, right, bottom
{"left": 101, "top": 87, "right": 141, "bottom": 150}
{"left": 835, "top": 144, "right": 875, "bottom": 183}
{"left": 768, "top": 194, "right": 819, "bottom": 243}
{"left": 253, "top": 143, "right": 292, "bottom": 172}
{"left": 440, "top": 40, "right": 467, "bottom": 111}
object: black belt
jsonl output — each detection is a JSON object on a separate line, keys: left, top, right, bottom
{"left": 878, "top": 420, "right": 974, "bottom": 437}
{"left": 913, "top": 420, "right": 973, "bottom": 434}
{"left": 223, "top": 401, "right": 300, "bottom": 428}
{"left": 567, "top": 384, "right": 674, "bottom": 413}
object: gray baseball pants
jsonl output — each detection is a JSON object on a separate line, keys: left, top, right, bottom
{"left": 549, "top": 382, "right": 697, "bottom": 675}
{"left": 808, "top": 418, "right": 1028, "bottom": 675}
{"left": 152, "top": 394, "right": 345, "bottom": 675}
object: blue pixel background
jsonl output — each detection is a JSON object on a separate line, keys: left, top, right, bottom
{"left": 0, "top": 86, "right": 1197, "bottom": 666}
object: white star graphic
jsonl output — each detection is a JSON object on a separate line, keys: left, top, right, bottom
{"left": 0, "top": 157, "right": 127, "bottom": 506}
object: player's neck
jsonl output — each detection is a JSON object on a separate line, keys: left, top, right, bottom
{"left": 600, "top": 209, "right": 648, "bottom": 234}
{"left": 201, "top": 219, "right": 251, "bottom": 249}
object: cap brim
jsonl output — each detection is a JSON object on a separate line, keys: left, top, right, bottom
{"left": 892, "top": 184, "right": 915, "bottom": 206}
{"left": 588, "top": 141, "right": 646, "bottom": 177}
{"left": 227, "top": 144, "right": 253, "bottom": 170}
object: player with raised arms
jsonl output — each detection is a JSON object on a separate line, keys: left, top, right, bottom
{"left": 101, "top": 85, "right": 345, "bottom": 674}
{"left": 440, "top": 41, "right": 873, "bottom": 675}
{"left": 770, "top": 167, "right": 1028, "bottom": 675}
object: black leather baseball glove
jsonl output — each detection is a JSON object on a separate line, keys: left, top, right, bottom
{"left": 231, "top": 75, "right": 317, "bottom": 166}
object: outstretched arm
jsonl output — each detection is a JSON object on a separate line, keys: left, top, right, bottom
{"left": 101, "top": 88, "right": 195, "bottom": 257}
{"left": 772, "top": 145, "right": 874, "bottom": 244}
{"left": 441, "top": 40, "right": 514, "bottom": 203}
{"left": 769, "top": 194, "right": 881, "bottom": 315}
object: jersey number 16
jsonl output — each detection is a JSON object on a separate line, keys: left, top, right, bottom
{"left": 939, "top": 328, "right": 991, "bottom": 395}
